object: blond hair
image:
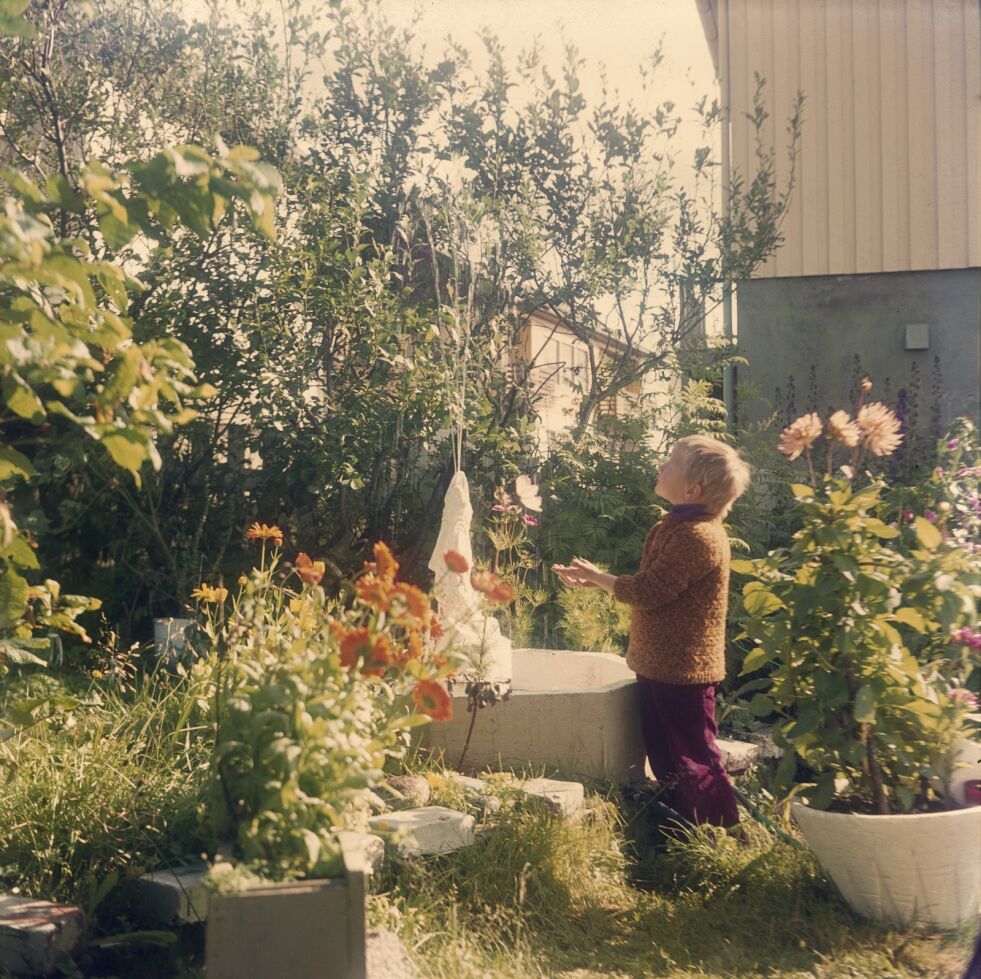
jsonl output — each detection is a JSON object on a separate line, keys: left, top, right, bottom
{"left": 674, "top": 435, "right": 751, "bottom": 516}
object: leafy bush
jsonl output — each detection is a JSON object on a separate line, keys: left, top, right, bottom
{"left": 555, "top": 571, "right": 631, "bottom": 654}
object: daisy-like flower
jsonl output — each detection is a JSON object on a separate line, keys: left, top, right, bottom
{"left": 295, "top": 552, "right": 326, "bottom": 585}
{"left": 246, "top": 522, "right": 283, "bottom": 546}
{"left": 412, "top": 678, "right": 453, "bottom": 722}
{"left": 777, "top": 413, "right": 823, "bottom": 460}
{"left": 470, "top": 570, "right": 516, "bottom": 604}
{"left": 514, "top": 475, "right": 542, "bottom": 512}
{"left": 391, "top": 581, "right": 432, "bottom": 631}
{"left": 522, "top": 513, "right": 539, "bottom": 527}
{"left": 362, "top": 634, "right": 394, "bottom": 676}
{"left": 338, "top": 627, "right": 374, "bottom": 670}
{"left": 355, "top": 574, "right": 391, "bottom": 611}
{"left": 444, "top": 549, "right": 469, "bottom": 574}
{"left": 827, "top": 410, "right": 860, "bottom": 447}
{"left": 857, "top": 402, "right": 903, "bottom": 457}
{"left": 191, "top": 583, "right": 228, "bottom": 604}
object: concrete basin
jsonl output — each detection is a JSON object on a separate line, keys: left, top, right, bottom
{"left": 422, "top": 648, "right": 646, "bottom": 782}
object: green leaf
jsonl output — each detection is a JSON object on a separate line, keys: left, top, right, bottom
{"left": 748, "top": 693, "right": 775, "bottom": 717}
{"left": 739, "top": 645, "right": 773, "bottom": 675}
{"left": 2, "top": 374, "right": 45, "bottom": 421}
{"left": 99, "top": 211, "right": 138, "bottom": 251}
{"left": 99, "top": 429, "right": 149, "bottom": 474}
{"left": 790, "top": 483, "right": 814, "bottom": 499}
{"left": 730, "top": 558, "right": 757, "bottom": 575}
{"left": 0, "top": 568, "right": 29, "bottom": 629}
{"left": 913, "top": 516, "right": 942, "bottom": 550}
{"left": 0, "top": 0, "right": 35, "bottom": 38}
{"left": 3, "top": 531, "right": 39, "bottom": 570}
{"left": 0, "top": 445, "right": 35, "bottom": 481}
{"left": 742, "top": 582, "right": 783, "bottom": 616}
{"left": 892, "top": 607, "right": 927, "bottom": 632}
{"left": 864, "top": 518, "right": 900, "bottom": 539}
{"left": 854, "top": 684, "right": 877, "bottom": 724}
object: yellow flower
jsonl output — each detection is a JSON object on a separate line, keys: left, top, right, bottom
{"left": 238, "top": 575, "right": 248, "bottom": 585}
{"left": 289, "top": 597, "right": 304, "bottom": 614}
{"left": 857, "top": 402, "right": 903, "bottom": 457}
{"left": 246, "top": 522, "right": 283, "bottom": 545}
{"left": 777, "top": 413, "right": 823, "bottom": 460}
{"left": 827, "top": 409, "right": 860, "bottom": 448}
{"left": 191, "top": 583, "right": 228, "bottom": 604}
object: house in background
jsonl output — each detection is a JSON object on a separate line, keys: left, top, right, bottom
{"left": 696, "top": 0, "right": 980, "bottom": 427}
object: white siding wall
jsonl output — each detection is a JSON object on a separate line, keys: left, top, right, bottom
{"left": 724, "top": 0, "right": 980, "bottom": 278}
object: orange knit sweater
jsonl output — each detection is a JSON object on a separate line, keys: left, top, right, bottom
{"left": 612, "top": 513, "right": 731, "bottom": 684}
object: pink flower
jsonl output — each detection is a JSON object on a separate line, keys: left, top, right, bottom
{"left": 952, "top": 627, "right": 981, "bottom": 650}
{"left": 522, "top": 513, "right": 539, "bottom": 527}
{"left": 924, "top": 508, "right": 938, "bottom": 523}
{"left": 947, "top": 438, "right": 960, "bottom": 450}
{"left": 902, "top": 509, "right": 914, "bottom": 522}
{"left": 949, "top": 689, "right": 979, "bottom": 711}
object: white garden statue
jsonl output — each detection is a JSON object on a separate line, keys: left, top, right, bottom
{"left": 428, "top": 470, "right": 513, "bottom": 685}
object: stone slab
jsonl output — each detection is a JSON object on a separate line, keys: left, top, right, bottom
{"left": 366, "top": 928, "right": 416, "bottom": 979}
{"left": 368, "top": 806, "right": 475, "bottom": 857}
{"left": 337, "top": 832, "right": 386, "bottom": 877}
{"left": 378, "top": 775, "right": 431, "bottom": 811}
{"left": 518, "top": 778, "right": 584, "bottom": 817}
{"left": 717, "top": 738, "right": 760, "bottom": 772}
{"left": 446, "top": 773, "right": 502, "bottom": 814}
{"left": 133, "top": 863, "right": 209, "bottom": 925}
{"left": 0, "top": 895, "right": 85, "bottom": 977}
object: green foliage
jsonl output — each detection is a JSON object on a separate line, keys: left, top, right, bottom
{"left": 555, "top": 567, "right": 631, "bottom": 654}
{"left": 735, "top": 475, "right": 979, "bottom": 813}
{"left": 204, "top": 542, "right": 455, "bottom": 881}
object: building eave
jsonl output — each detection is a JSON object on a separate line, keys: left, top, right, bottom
{"left": 694, "top": 0, "right": 720, "bottom": 76}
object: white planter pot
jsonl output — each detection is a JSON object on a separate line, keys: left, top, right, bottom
{"left": 792, "top": 800, "right": 981, "bottom": 928}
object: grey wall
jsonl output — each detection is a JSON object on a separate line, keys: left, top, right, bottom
{"left": 735, "top": 268, "right": 980, "bottom": 429}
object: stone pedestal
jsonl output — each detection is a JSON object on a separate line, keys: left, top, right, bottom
{"left": 0, "top": 895, "right": 85, "bottom": 977}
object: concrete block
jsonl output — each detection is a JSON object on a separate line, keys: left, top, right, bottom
{"left": 446, "top": 773, "right": 502, "bottom": 814}
{"left": 0, "top": 895, "right": 85, "bottom": 977}
{"left": 366, "top": 928, "right": 416, "bottom": 979}
{"left": 518, "top": 778, "right": 585, "bottom": 817}
{"left": 744, "top": 729, "right": 783, "bottom": 760}
{"left": 133, "top": 863, "right": 209, "bottom": 925}
{"left": 368, "top": 806, "right": 475, "bottom": 857}
{"left": 717, "top": 738, "right": 760, "bottom": 772}
{"left": 336, "top": 832, "right": 385, "bottom": 877}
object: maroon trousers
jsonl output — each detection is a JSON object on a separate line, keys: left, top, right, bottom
{"left": 636, "top": 676, "right": 740, "bottom": 828}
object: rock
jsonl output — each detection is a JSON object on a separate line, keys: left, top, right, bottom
{"left": 367, "top": 928, "right": 417, "bottom": 979}
{"left": 0, "top": 895, "right": 85, "bottom": 977}
{"left": 132, "top": 863, "right": 210, "bottom": 925}
{"left": 446, "top": 772, "right": 503, "bottom": 814}
{"left": 744, "top": 729, "right": 783, "bottom": 760}
{"left": 368, "top": 806, "right": 476, "bottom": 857}
{"left": 379, "top": 775, "right": 431, "bottom": 810}
{"left": 518, "top": 778, "right": 585, "bottom": 817}
{"left": 718, "top": 738, "right": 760, "bottom": 772}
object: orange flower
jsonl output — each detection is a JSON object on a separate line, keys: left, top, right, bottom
{"left": 295, "top": 552, "right": 326, "bottom": 585}
{"left": 429, "top": 618, "right": 445, "bottom": 641}
{"left": 412, "top": 679, "right": 452, "bottom": 722}
{"left": 488, "top": 580, "right": 517, "bottom": 604}
{"left": 391, "top": 581, "right": 432, "bottom": 630}
{"left": 246, "top": 522, "right": 283, "bottom": 546}
{"left": 443, "top": 549, "right": 469, "bottom": 573}
{"left": 355, "top": 574, "right": 392, "bottom": 611}
{"left": 373, "top": 541, "right": 398, "bottom": 584}
{"left": 339, "top": 627, "right": 374, "bottom": 670}
{"left": 362, "top": 634, "right": 394, "bottom": 676}
{"left": 470, "top": 569, "right": 516, "bottom": 604}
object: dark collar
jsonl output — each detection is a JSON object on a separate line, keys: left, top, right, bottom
{"left": 668, "top": 503, "right": 709, "bottom": 520}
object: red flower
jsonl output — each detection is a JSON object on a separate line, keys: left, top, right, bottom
{"left": 412, "top": 679, "right": 452, "bottom": 722}
{"left": 444, "top": 549, "right": 469, "bottom": 573}
{"left": 470, "top": 570, "right": 517, "bottom": 604}
{"left": 362, "top": 634, "right": 394, "bottom": 676}
{"left": 355, "top": 574, "right": 391, "bottom": 611}
{"left": 295, "top": 552, "right": 325, "bottom": 585}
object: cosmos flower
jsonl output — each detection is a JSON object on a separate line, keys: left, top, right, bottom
{"left": 777, "top": 413, "right": 822, "bottom": 460}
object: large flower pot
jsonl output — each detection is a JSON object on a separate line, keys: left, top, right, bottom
{"left": 205, "top": 834, "right": 368, "bottom": 979}
{"left": 792, "top": 801, "right": 981, "bottom": 928}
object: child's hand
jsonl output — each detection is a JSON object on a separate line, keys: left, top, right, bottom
{"left": 552, "top": 563, "right": 597, "bottom": 588}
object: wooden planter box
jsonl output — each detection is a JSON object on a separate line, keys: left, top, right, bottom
{"left": 205, "top": 834, "right": 367, "bottom": 979}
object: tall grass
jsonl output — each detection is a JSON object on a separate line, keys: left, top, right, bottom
{"left": 371, "top": 777, "right": 979, "bottom": 979}
{"left": 0, "top": 668, "right": 212, "bottom": 915}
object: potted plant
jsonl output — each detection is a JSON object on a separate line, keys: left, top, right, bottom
{"left": 735, "top": 383, "right": 980, "bottom": 927}
{"left": 192, "top": 525, "right": 458, "bottom": 978}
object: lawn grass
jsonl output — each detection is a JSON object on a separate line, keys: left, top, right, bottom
{"left": 370, "top": 773, "right": 979, "bottom": 978}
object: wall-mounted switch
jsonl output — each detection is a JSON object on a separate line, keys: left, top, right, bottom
{"left": 905, "top": 323, "right": 930, "bottom": 350}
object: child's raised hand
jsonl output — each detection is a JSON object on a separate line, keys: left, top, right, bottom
{"left": 552, "top": 562, "right": 597, "bottom": 588}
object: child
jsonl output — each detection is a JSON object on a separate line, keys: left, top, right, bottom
{"left": 553, "top": 435, "right": 751, "bottom": 827}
